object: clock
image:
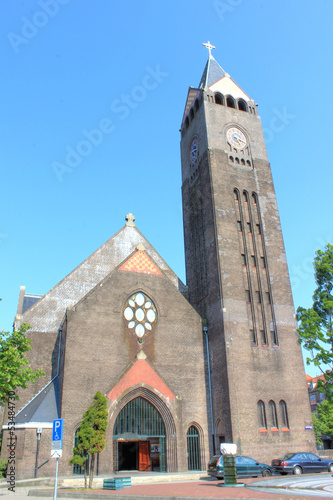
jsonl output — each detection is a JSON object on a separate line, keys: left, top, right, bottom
{"left": 227, "top": 127, "right": 247, "bottom": 149}
{"left": 190, "top": 138, "right": 199, "bottom": 164}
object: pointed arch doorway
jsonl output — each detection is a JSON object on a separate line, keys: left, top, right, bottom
{"left": 113, "top": 396, "right": 167, "bottom": 472}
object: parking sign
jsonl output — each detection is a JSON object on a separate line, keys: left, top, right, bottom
{"left": 52, "top": 418, "right": 63, "bottom": 449}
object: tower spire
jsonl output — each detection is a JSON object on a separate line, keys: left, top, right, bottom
{"left": 199, "top": 42, "right": 225, "bottom": 89}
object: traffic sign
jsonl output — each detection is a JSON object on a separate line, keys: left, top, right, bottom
{"left": 52, "top": 419, "right": 63, "bottom": 447}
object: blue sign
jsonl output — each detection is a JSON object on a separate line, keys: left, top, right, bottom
{"left": 52, "top": 418, "right": 63, "bottom": 446}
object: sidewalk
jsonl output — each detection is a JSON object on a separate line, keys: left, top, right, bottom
{"left": 2, "top": 473, "right": 333, "bottom": 499}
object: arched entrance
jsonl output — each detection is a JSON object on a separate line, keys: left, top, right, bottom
{"left": 113, "top": 396, "right": 166, "bottom": 472}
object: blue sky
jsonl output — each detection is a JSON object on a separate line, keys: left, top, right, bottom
{"left": 1, "top": 0, "right": 332, "bottom": 376}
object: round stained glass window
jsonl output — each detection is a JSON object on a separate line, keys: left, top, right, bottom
{"left": 123, "top": 292, "right": 157, "bottom": 341}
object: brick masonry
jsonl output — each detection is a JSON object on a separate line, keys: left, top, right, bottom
{"left": 180, "top": 76, "right": 315, "bottom": 463}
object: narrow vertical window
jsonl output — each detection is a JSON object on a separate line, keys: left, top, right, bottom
{"left": 237, "top": 221, "right": 242, "bottom": 232}
{"left": 280, "top": 400, "right": 289, "bottom": 429}
{"left": 257, "top": 400, "right": 267, "bottom": 430}
{"left": 269, "top": 400, "right": 278, "bottom": 429}
{"left": 260, "top": 329, "right": 267, "bottom": 346}
{"left": 271, "top": 329, "right": 278, "bottom": 346}
{"left": 241, "top": 254, "right": 246, "bottom": 266}
{"left": 250, "top": 329, "right": 257, "bottom": 346}
{"left": 245, "top": 290, "right": 251, "bottom": 303}
{"left": 247, "top": 222, "right": 252, "bottom": 234}
{"left": 187, "top": 426, "right": 201, "bottom": 471}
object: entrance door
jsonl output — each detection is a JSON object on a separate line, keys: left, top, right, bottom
{"left": 139, "top": 441, "right": 150, "bottom": 471}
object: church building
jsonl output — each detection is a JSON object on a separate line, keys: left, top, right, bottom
{"left": 2, "top": 45, "right": 314, "bottom": 479}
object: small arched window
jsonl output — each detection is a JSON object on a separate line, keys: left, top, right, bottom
{"left": 252, "top": 193, "right": 257, "bottom": 205}
{"left": 234, "top": 189, "right": 239, "bottom": 201}
{"left": 269, "top": 400, "right": 278, "bottom": 428}
{"left": 187, "top": 425, "right": 201, "bottom": 471}
{"left": 235, "top": 157, "right": 240, "bottom": 164}
{"left": 190, "top": 108, "right": 194, "bottom": 121}
{"left": 257, "top": 400, "right": 267, "bottom": 429}
{"left": 279, "top": 400, "right": 289, "bottom": 429}
{"left": 185, "top": 116, "right": 189, "bottom": 129}
{"left": 241, "top": 158, "right": 245, "bottom": 165}
{"left": 215, "top": 93, "right": 224, "bottom": 105}
{"left": 229, "top": 156, "right": 234, "bottom": 163}
{"left": 195, "top": 99, "right": 199, "bottom": 112}
{"left": 238, "top": 99, "right": 247, "bottom": 112}
{"left": 226, "top": 96, "right": 235, "bottom": 108}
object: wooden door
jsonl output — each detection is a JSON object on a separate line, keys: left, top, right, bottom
{"left": 138, "top": 441, "right": 150, "bottom": 471}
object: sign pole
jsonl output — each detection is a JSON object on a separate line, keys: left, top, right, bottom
{"left": 53, "top": 457, "right": 59, "bottom": 500}
{"left": 51, "top": 419, "right": 63, "bottom": 500}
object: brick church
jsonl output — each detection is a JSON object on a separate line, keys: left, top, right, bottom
{"left": 2, "top": 45, "right": 315, "bottom": 479}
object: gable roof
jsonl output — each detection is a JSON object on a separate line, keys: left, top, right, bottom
{"left": 17, "top": 219, "right": 186, "bottom": 333}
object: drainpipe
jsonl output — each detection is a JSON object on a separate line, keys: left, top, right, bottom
{"left": 203, "top": 323, "right": 215, "bottom": 455}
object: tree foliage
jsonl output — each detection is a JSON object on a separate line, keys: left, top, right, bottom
{"left": 312, "top": 400, "right": 333, "bottom": 445}
{"left": 69, "top": 391, "right": 108, "bottom": 489}
{"left": 297, "top": 244, "right": 333, "bottom": 398}
{"left": 0, "top": 323, "right": 44, "bottom": 404}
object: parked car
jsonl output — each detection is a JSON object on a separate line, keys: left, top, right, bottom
{"left": 207, "top": 455, "right": 274, "bottom": 479}
{"left": 272, "top": 452, "right": 333, "bottom": 475}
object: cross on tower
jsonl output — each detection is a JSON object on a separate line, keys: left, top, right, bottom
{"left": 202, "top": 41, "right": 215, "bottom": 57}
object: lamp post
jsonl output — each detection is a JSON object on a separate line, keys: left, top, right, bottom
{"left": 34, "top": 428, "right": 42, "bottom": 478}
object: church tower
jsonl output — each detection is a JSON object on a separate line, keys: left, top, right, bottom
{"left": 180, "top": 43, "right": 314, "bottom": 461}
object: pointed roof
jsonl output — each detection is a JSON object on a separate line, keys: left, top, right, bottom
{"left": 17, "top": 215, "right": 186, "bottom": 333}
{"left": 199, "top": 54, "right": 226, "bottom": 89}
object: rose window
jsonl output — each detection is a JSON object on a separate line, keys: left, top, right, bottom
{"left": 124, "top": 292, "right": 157, "bottom": 342}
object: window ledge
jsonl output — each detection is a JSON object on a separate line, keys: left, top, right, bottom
{"left": 259, "top": 428, "right": 267, "bottom": 433}
{"left": 271, "top": 427, "right": 279, "bottom": 432}
{"left": 281, "top": 427, "right": 290, "bottom": 432}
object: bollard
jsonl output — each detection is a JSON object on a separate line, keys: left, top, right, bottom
{"left": 218, "top": 454, "right": 244, "bottom": 488}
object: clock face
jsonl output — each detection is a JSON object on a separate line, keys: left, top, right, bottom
{"left": 190, "top": 138, "right": 199, "bottom": 164}
{"left": 227, "top": 127, "right": 247, "bottom": 149}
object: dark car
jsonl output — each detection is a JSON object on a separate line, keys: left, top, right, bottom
{"left": 207, "top": 455, "right": 274, "bottom": 479}
{"left": 272, "top": 452, "right": 333, "bottom": 475}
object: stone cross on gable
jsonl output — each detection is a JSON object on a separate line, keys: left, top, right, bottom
{"left": 125, "top": 213, "right": 136, "bottom": 227}
{"left": 203, "top": 41, "right": 215, "bottom": 57}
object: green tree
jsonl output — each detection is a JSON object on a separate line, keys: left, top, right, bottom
{"left": 69, "top": 391, "right": 108, "bottom": 489}
{"left": 0, "top": 323, "right": 44, "bottom": 404}
{"left": 312, "top": 400, "right": 333, "bottom": 446}
{"left": 297, "top": 243, "right": 333, "bottom": 398}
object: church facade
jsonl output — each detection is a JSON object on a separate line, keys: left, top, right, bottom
{"left": 2, "top": 47, "right": 314, "bottom": 479}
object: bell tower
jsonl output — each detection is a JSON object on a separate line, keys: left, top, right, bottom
{"left": 180, "top": 43, "right": 314, "bottom": 461}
